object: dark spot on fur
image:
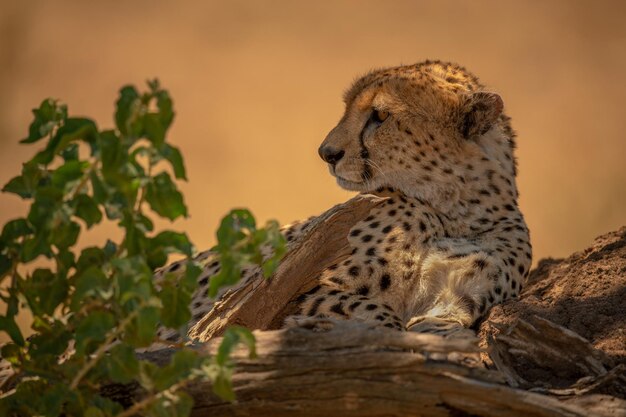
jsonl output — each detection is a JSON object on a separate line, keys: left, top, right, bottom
{"left": 330, "top": 303, "right": 347, "bottom": 316}
{"left": 308, "top": 297, "right": 325, "bottom": 316}
{"left": 329, "top": 276, "right": 345, "bottom": 285}
{"left": 380, "top": 274, "right": 391, "bottom": 290}
{"left": 356, "top": 285, "right": 370, "bottom": 296}
{"left": 474, "top": 259, "right": 488, "bottom": 270}
{"left": 349, "top": 301, "right": 362, "bottom": 311}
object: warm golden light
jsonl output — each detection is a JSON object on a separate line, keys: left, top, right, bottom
{"left": 1, "top": 0, "right": 624, "bottom": 272}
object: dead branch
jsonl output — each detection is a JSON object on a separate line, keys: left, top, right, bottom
{"left": 188, "top": 193, "right": 388, "bottom": 342}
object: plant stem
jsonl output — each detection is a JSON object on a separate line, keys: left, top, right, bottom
{"left": 69, "top": 308, "right": 140, "bottom": 390}
{"left": 113, "top": 378, "right": 193, "bottom": 417}
{"left": 69, "top": 163, "right": 97, "bottom": 201}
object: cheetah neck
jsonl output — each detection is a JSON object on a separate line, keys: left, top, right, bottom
{"left": 377, "top": 158, "right": 519, "bottom": 237}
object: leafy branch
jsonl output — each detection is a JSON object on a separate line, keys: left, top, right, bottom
{"left": 0, "top": 81, "right": 285, "bottom": 416}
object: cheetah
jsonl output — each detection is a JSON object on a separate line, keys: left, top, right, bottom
{"left": 156, "top": 60, "right": 531, "bottom": 342}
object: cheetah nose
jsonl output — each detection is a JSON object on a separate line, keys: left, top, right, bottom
{"left": 318, "top": 145, "right": 345, "bottom": 165}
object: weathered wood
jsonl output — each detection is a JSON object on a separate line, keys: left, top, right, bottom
{"left": 136, "top": 321, "right": 626, "bottom": 417}
{"left": 188, "top": 194, "right": 388, "bottom": 342}
{"left": 486, "top": 315, "right": 626, "bottom": 397}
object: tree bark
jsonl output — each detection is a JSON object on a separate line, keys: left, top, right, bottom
{"left": 188, "top": 193, "right": 388, "bottom": 341}
{"left": 135, "top": 321, "right": 625, "bottom": 417}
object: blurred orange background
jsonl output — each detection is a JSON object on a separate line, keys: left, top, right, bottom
{"left": 1, "top": 0, "right": 625, "bottom": 268}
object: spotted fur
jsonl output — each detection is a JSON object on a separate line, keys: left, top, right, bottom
{"left": 155, "top": 60, "right": 531, "bottom": 342}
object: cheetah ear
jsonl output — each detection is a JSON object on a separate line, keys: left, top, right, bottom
{"left": 459, "top": 92, "right": 503, "bottom": 139}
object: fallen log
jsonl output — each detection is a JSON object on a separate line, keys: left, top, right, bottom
{"left": 137, "top": 321, "right": 624, "bottom": 417}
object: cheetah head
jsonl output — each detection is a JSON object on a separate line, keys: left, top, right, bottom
{"left": 319, "top": 61, "right": 516, "bottom": 211}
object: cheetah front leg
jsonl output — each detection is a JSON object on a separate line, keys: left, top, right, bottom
{"left": 406, "top": 245, "right": 516, "bottom": 338}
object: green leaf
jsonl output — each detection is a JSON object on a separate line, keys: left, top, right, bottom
{"left": 51, "top": 160, "right": 89, "bottom": 190}
{"left": 1, "top": 342, "right": 21, "bottom": 365}
{"left": 1, "top": 218, "right": 33, "bottom": 241}
{"left": 103, "top": 191, "right": 128, "bottom": 220}
{"left": 103, "top": 239, "right": 117, "bottom": 259}
{"left": 160, "top": 144, "right": 186, "bottom": 180}
{"left": 134, "top": 212, "right": 154, "bottom": 233}
{"left": 182, "top": 260, "right": 202, "bottom": 292}
{"left": 113, "top": 257, "right": 153, "bottom": 309}
{"left": 0, "top": 315, "right": 25, "bottom": 346}
{"left": 143, "top": 113, "right": 166, "bottom": 146}
{"left": 20, "top": 268, "right": 69, "bottom": 316}
{"left": 26, "top": 186, "right": 63, "bottom": 229}
{"left": 262, "top": 256, "right": 280, "bottom": 278}
{"left": 151, "top": 231, "right": 194, "bottom": 257}
{"left": 158, "top": 283, "right": 191, "bottom": 329}
{"left": 21, "top": 235, "right": 51, "bottom": 262}
{"left": 2, "top": 175, "right": 30, "bottom": 199}
{"left": 145, "top": 172, "right": 187, "bottom": 220}
{"left": 145, "top": 392, "right": 193, "bottom": 417}
{"left": 125, "top": 306, "right": 160, "bottom": 347}
{"left": 10, "top": 380, "right": 72, "bottom": 417}
{"left": 61, "top": 142, "right": 79, "bottom": 161}
{"left": 106, "top": 343, "right": 139, "bottom": 384}
{"left": 84, "top": 407, "right": 106, "bottom": 417}
{"left": 33, "top": 118, "right": 98, "bottom": 165}
{"left": 74, "top": 194, "right": 102, "bottom": 228}
{"left": 123, "top": 221, "right": 147, "bottom": 258}
{"left": 216, "top": 209, "right": 255, "bottom": 248}
{"left": 2, "top": 289, "right": 19, "bottom": 317}
{"left": 216, "top": 326, "right": 256, "bottom": 366}
{"left": 152, "top": 349, "right": 201, "bottom": 391}
{"left": 156, "top": 88, "right": 175, "bottom": 131}
{"left": 115, "top": 86, "right": 141, "bottom": 137}
{"left": 76, "top": 246, "right": 105, "bottom": 270}
{"left": 87, "top": 395, "right": 123, "bottom": 416}
{"left": 28, "top": 325, "right": 72, "bottom": 358}
{"left": 89, "top": 171, "right": 108, "bottom": 205}
{"left": 20, "top": 98, "right": 67, "bottom": 144}
{"left": 51, "top": 220, "right": 80, "bottom": 249}
{"left": 74, "top": 311, "right": 115, "bottom": 355}
{"left": 71, "top": 266, "right": 108, "bottom": 309}
{"left": 100, "top": 130, "right": 126, "bottom": 184}
{"left": 208, "top": 259, "right": 239, "bottom": 298}
{"left": 56, "top": 248, "right": 75, "bottom": 275}
{"left": 0, "top": 254, "right": 11, "bottom": 280}
{"left": 137, "top": 359, "right": 159, "bottom": 391}
{"left": 211, "top": 366, "right": 235, "bottom": 402}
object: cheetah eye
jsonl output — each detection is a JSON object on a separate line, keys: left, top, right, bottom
{"left": 372, "top": 109, "right": 389, "bottom": 124}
